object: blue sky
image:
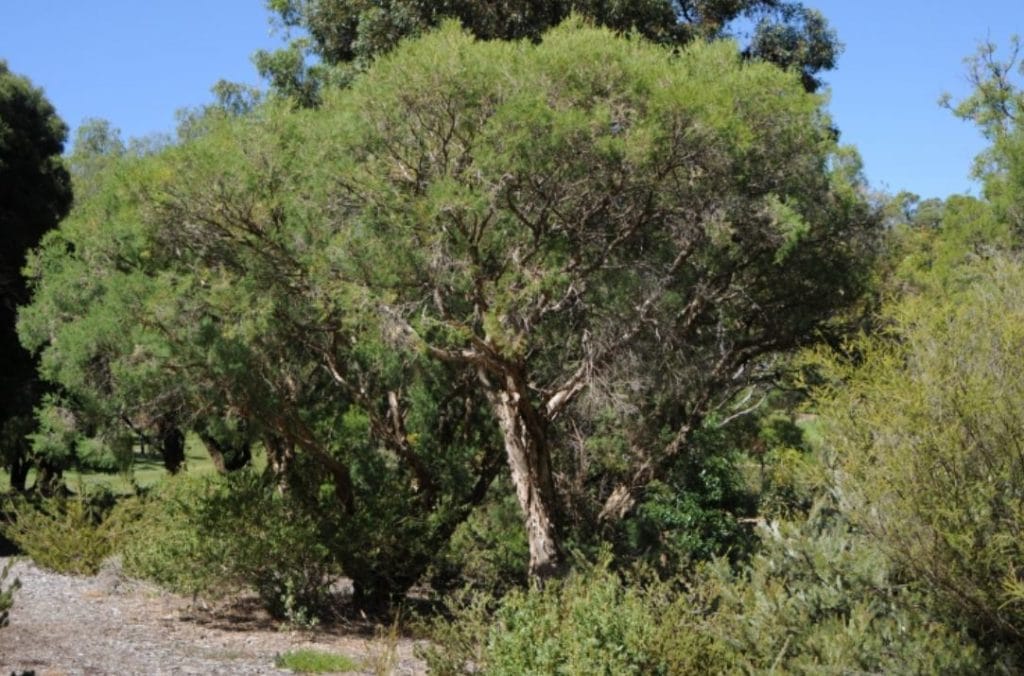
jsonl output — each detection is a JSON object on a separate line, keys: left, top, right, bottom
{"left": 1, "top": 1, "right": 1020, "bottom": 199}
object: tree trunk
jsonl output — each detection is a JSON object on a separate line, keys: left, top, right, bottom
{"left": 8, "top": 453, "right": 29, "bottom": 493}
{"left": 263, "top": 434, "right": 294, "bottom": 480}
{"left": 159, "top": 423, "right": 185, "bottom": 474}
{"left": 33, "top": 461, "right": 63, "bottom": 497}
{"left": 199, "top": 433, "right": 252, "bottom": 474}
{"left": 488, "top": 376, "right": 563, "bottom": 582}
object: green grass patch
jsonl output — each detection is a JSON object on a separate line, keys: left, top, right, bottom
{"left": 274, "top": 649, "right": 360, "bottom": 673}
{"left": 0, "top": 434, "right": 268, "bottom": 496}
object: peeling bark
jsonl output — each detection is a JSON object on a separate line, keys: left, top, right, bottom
{"left": 488, "top": 372, "right": 563, "bottom": 582}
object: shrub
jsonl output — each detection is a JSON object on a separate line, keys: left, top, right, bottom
{"left": 429, "top": 484, "right": 529, "bottom": 596}
{"left": 708, "top": 500, "right": 984, "bottom": 674}
{"left": 422, "top": 559, "right": 726, "bottom": 675}
{"left": 817, "top": 257, "right": 1024, "bottom": 651}
{"left": 1, "top": 487, "right": 127, "bottom": 575}
{"left": 120, "top": 471, "right": 341, "bottom": 624}
{"left": 0, "top": 559, "right": 19, "bottom": 628}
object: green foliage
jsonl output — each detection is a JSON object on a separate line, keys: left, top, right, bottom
{"left": 430, "top": 483, "right": 529, "bottom": 596}
{"left": 0, "top": 60, "right": 73, "bottom": 491}
{"left": 259, "top": 0, "right": 840, "bottom": 106}
{"left": 121, "top": 471, "right": 341, "bottom": 623}
{"left": 943, "top": 37, "right": 1024, "bottom": 236}
{"left": 1, "top": 488, "right": 126, "bottom": 575}
{"left": 817, "top": 256, "right": 1024, "bottom": 652}
{"left": 709, "top": 502, "right": 984, "bottom": 674}
{"left": 0, "top": 559, "right": 20, "bottom": 629}
{"left": 117, "top": 474, "right": 218, "bottom": 594}
{"left": 274, "top": 649, "right": 360, "bottom": 673}
{"left": 422, "top": 561, "right": 725, "bottom": 675}
{"left": 612, "top": 449, "right": 756, "bottom": 573}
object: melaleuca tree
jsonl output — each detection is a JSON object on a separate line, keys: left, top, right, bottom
{"left": 257, "top": 0, "right": 840, "bottom": 105}
{"left": 0, "top": 61, "right": 73, "bottom": 491}
{"left": 22, "top": 22, "right": 876, "bottom": 588}
{"left": 305, "top": 22, "right": 874, "bottom": 579}
{"left": 20, "top": 94, "right": 503, "bottom": 608}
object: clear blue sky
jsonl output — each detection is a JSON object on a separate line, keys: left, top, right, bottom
{"left": 1, "top": 1, "right": 1020, "bottom": 200}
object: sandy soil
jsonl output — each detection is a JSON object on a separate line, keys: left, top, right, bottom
{"left": 0, "top": 557, "right": 427, "bottom": 675}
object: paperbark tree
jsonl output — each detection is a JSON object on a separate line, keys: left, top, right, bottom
{"left": 21, "top": 22, "right": 876, "bottom": 586}
{"left": 297, "top": 22, "right": 876, "bottom": 578}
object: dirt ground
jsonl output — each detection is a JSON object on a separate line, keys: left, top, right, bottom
{"left": 0, "top": 557, "right": 427, "bottom": 675}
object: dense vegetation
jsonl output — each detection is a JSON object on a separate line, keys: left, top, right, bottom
{"left": 3, "top": 6, "right": 1024, "bottom": 673}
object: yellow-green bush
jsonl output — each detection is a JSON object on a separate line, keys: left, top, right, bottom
{"left": 120, "top": 470, "right": 341, "bottom": 624}
{"left": 817, "top": 257, "right": 1024, "bottom": 650}
{"left": 1, "top": 488, "right": 130, "bottom": 575}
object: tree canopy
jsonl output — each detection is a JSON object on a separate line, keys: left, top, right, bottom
{"left": 257, "top": 0, "right": 839, "bottom": 105}
{"left": 0, "top": 60, "right": 72, "bottom": 491}
{"left": 21, "top": 21, "right": 875, "bottom": 589}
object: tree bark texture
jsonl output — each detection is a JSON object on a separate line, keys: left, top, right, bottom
{"left": 488, "top": 376, "right": 563, "bottom": 582}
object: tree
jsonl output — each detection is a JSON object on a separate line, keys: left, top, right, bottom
{"left": 22, "top": 22, "right": 876, "bottom": 588}
{"left": 0, "top": 61, "right": 72, "bottom": 491}
{"left": 314, "top": 21, "right": 874, "bottom": 580}
{"left": 943, "top": 36, "right": 1024, "bottom": 237}
{"left": 257, "top": 0, "right": 840, "bottom": 105}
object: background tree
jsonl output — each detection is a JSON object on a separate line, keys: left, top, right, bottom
{"left": 0, "top": 60, "right": 72, "bottom": 491}
{"left": 257, "top": 0, "right": 840, "bottom": 105}
{"left": 943, "top": 36, "right": 1024, "bottom": 237}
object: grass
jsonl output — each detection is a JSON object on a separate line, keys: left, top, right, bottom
{"left": 274, "top": 649, "right": 361, "bottom": 673}
{"left": 0, "top": 433, "right": 268, "bottom": 495}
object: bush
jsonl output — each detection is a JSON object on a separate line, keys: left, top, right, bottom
{"left": 708, "top": 500, "right": 983, "bottom": 674}
{"left": 120, "top": 471, "right": 341, "bottom": 624}
{"left": 422, "top": 559, "right": 726, "bottom": 675}
{"left": 1, "top": 487, "right": 127, "bottom": 575}
{"left": 429, "top": 483, "right": 529, "bottom": 596}
{"left": 817, "top": 257, "right": 1024, "bottom": 651}
{"left": 0, "top": 559, "right": 19, "bottom": 628}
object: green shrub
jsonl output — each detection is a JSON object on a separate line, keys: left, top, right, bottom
{"left": 0, "top": 558, "right": 19, "bottom": 628}
{"left": 422, "top": 560, "right": 726, "bottom": 675}
{"left": 709, "top": 500, "right": 985, "bottom": 674}
{"left": 120, "top": 471, "right": 341, "bottom": 624}
{"left": 274, "top": 649, "right": 360, "bottom": 673}
{"left": 817, "top": 258, "right": 1024, "bottom": 651}
{"left": 1, "top": 488, "right": 127, "bottom": 575}
{"left": 429, "top": 484, "right": 529, "bottom": 596}
{"left": 116, "top": 473, "right": 218, "bottom": 595}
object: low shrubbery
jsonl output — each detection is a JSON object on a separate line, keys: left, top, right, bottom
{"left": 422, "top": 558, "right": 724, "bottom": 676}
{"left": 0, "top": 558, "right": 19, "bottom": 628}
{"left": 1, "top": 487, "right": 128, "bottom": 575}
{"left": 424, "top": 502, "right": 987, "bottom": 674}
{"left": 818, "top": 259, "right": 1024, "bottom": 658}
{"left": 120, "top": 470, "right": 342, "bottom": 625}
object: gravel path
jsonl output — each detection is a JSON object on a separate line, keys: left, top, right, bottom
{"left": 0, "top": 557, "right": 426, "bottom": 675}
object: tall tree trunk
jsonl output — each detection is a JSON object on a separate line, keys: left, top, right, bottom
{"left": 488, "top": 374, "right": 563, "bottom": 582}
{"left": 262, "top": 434, "right": 294, "bottom": 494}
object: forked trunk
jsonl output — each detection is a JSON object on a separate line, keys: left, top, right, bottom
{"left": 489, "top": 382, "right": 563, "bottom": 582}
